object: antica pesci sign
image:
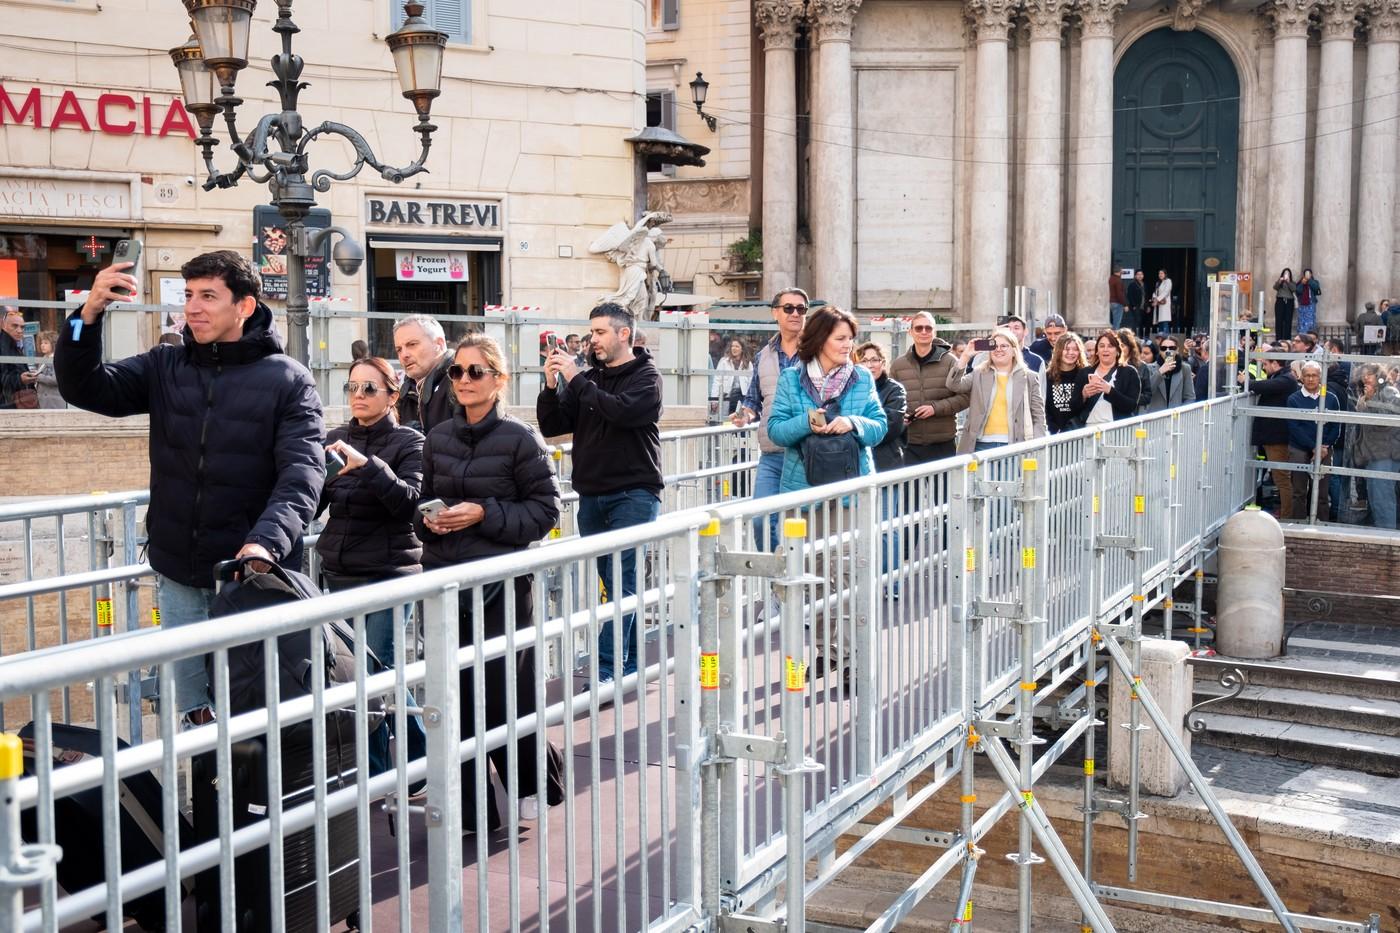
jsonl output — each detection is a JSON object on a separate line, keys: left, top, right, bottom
{"left": 0, "top": 84, "right": 196, "bottom": 139}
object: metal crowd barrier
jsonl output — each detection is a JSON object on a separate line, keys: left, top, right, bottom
{"left": 0, "top": 425, "right": 757, "bottom": 736}
{"left": 3, "top": 395, "right": 1374, "bottom": 933}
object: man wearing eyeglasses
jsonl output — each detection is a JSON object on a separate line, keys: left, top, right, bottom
{"left": 732, "top": 288, "right": 808, "bottom": 547}
{"left": 889, "top": 312, "right": 969, "bottom": 465}
{"left": 539, "top": 302, "right": 663, "bottom": 686}
{"left": 56, "top": 251, "right": 324, "bottom": 725}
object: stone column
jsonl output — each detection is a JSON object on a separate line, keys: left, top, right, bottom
{"left": 966, "top": 0, "right": 1015, "bottom": 323}
{"left": 756, "top": 0, "right": 806, "bottom": 299}
{"left": 1264, "top": 0, "right": 1314, "bottom": 292}
{"left": 1355, "top": 1, "right": 1400, "bottom": 310}
{"left": 810, "top": 0, "right": 862, "bottom": 312}
{"left": 1108, "top": 638, "right": 1192, "bottom": 796}
{"left": 1310, "top": 0, "right": 1360, "bottom": 325}
{"left": 1021, "top": 0, "right": 1068, "bottom": 308}
{"left": 1069, "top": 0, "right": 1125, "bottom": 332}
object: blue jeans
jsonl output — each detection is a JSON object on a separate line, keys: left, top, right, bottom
{"left": 578, "top": 489, "right": 661, "bottom": 680}
{"left": 1156, "top": 318, "right": 1171, "bottom": 336}
{"left": 155, "top": 574, "right": 217, "bottom": 714}
{"left": 362, "top": 604, "right": 428, "bottom": 776}
{"left": 1109, "top": 303, "right": 1124, "bottom": 330}
{"left": 1368, "top": 459, "right": 1398, "bottom": 529}
{"left": 750, "top": 451, "right": 786, "bottom": 551}
{"left": 880, "top": 485, "right": 900, "bottom": 585}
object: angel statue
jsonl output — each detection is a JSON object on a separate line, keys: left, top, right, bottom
{"left": 589, "top": 211, "right": 673, "bottom": 320}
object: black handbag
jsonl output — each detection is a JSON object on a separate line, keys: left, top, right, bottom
{"left": 800, "top": 398, "right": 861, "bottom": 486}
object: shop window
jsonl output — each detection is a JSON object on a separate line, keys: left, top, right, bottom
{"left": 646, "top": 90, "right": 677, "bottom": 177}
{"left": 0, "top": 232, "right": 110, "bottom": 336}
{"left": 392, "top": 0, "right": 470, "bottom": 44}
{"left": 365, "top": 244, "right": 502, "bottom": 359}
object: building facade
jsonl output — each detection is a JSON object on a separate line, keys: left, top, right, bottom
{"left": 643, "top": 0, "right": 762, "bottom": 301}
{"left": 660, "top": 0, "right": 1400, "bottom": 329}
{"left": 0, "top": 0, "right": 648, "bottom": 355}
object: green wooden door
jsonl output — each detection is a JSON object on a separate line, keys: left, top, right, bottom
{"left": 1113, "top": 29, "right": 1239, "bottom": 328}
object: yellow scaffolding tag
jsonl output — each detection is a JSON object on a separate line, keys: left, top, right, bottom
{"left": 700, "top": 653, "right": 719, "bottom": 689}
{"left": 96, "top": 598, "right": 114, "bottom": 628}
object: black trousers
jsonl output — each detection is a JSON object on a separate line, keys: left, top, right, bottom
{"left": 458, "top": 575, "right": 565, "bottom": 831}
{"left": 1274, "top": 299, "right": 1295, "bottom": 341}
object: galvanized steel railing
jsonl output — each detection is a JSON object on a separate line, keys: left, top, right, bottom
{"left": 1, "top": 395, "right": 1375, "bottom": 933}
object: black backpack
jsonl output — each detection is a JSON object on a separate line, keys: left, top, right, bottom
{"left": 800, "top": 397, "right": 862, "bottom": 487}
{"left": 208, "top": 558, "right": 384, "bottom": 715}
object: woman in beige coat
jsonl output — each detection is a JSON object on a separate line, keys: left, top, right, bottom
{"left": 946, "top": 326, "right": 1047, "bottom": 454}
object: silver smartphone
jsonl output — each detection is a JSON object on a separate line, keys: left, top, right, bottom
{"left": 417, "top": 498, "right": 447, "bottom": 520}
{"left": 111, "top": 239, "right": 142, "bottom": 297}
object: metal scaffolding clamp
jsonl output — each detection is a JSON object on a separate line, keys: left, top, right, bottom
{"left": 717, "top": 914, "right": 785, "bottom": 933}
{"left": 716, "top": 548, "right": 787, "bottom": 580}
{"left": 712, "top": 730, "right": 786, "bottom": 765}
{"left": 971, "top": 599, "right": 1023, "bottom": 620}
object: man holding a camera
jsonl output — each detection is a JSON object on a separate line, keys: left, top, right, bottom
{"left": 55, "top": 250, "right": 324, "bottom": 724}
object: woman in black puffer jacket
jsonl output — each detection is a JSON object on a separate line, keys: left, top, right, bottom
{"left": 416, "top": 334, "right": 565, "bottom": 832}
{"left": 317, "top": 356, "right": 426, "bottom": 778}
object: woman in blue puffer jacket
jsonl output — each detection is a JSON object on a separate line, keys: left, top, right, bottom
{"left": 766, "top": 306, "right": 888, "bottom": 493}
{"left": 765, "top": 306, "right": 886, "bottom": 685}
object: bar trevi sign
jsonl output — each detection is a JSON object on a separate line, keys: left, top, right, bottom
{"left": 366, "top": 194, "right": 501, "bottom": 232}
{"left": 0, "top": 174, "right": 134, "bottom": 220}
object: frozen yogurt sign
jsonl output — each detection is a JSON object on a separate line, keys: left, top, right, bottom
{"left": 396, "top": 250, "right": 469, "bottom": 282}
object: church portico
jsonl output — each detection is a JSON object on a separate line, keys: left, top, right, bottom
{"left": 755, "top": 0, "right": 1397, "bottom": 331}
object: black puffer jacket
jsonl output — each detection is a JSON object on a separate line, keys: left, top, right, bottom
{"left": 56, "top": 302, "right": 324, "bottom": 588}
{"left": 416, "top": 408, "right": 561, "bottom": 568}
{"left": 397, "top": 352, "right": 456, "bottom": 435}
{"left": 316, "top": 415, "right": 424, "bottom": 578}
{"left": 1249, "top": 368, "right": 1297, "bottom": 446}
{"left": 536, "top": 347, "right": 663, "bottom": 497}
{"left": 872, "top": 374, "right": 907, "bottom": 472}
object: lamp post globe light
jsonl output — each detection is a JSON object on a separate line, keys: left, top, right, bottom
{"left": 169, "top": 0, "right": 447, "bottom": 367}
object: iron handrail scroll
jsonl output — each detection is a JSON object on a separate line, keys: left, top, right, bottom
{"left": 1184, "top": 666, "right": 1246, "bottom": 734}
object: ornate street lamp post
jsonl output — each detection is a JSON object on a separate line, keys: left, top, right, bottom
{"left": 169, "top": 0, "right": 447, "bottom": 366}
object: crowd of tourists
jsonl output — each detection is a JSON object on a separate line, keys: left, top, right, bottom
{"left": 11, "top": 247, "right": 1400, "bottom": 836}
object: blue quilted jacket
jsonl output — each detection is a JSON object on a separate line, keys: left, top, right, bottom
{"left": 766, "top": 364, "right": 888, "bottom": 493}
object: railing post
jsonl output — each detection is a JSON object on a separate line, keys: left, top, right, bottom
{"left": 423, "top": 583, "right": 463, "bottom": 933}
{"left": 1013, "top": 455, "right": 1047, "bottom": 932}
{"left": 120, "top": 500, "right": 144, "bottom": 743}
{"left": 1125, "top": 427, "right": 1151, "bottom": 882}
{"left": 777, "top": 517, "right": 815, "bottom": 933}
{"left": 670, "top": 524, "right": 705, "bottom": 917}
{"left": 852, "top": 485, "right": 879, "bottom": 777}
{"left": 696, "top": 519, "right": 724, "bottom": 916}
{"left": 1163, "top": 413, "right": 1182, "bottom": 640}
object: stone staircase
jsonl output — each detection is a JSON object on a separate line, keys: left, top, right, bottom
{"left": 1191, "top": 653, "right": 1400, "bottom": 776}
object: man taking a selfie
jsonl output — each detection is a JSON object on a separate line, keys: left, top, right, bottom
{"left": 55, "top": 250, "right": 324, "bottom": 724}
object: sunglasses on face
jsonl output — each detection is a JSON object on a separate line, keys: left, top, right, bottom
{"left": 776, "top": 303, "right": 809, "bottom": 315}
{"left": 911, "top": 325, "right": 934, "bottom": 333}
{"left": 343, "top": 381, "right": 389, "bottom": 397}
{"left": 447, "top": 363, "right": 501, "bottom": 382}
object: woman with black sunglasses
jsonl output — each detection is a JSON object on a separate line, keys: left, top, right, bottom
{"left": 316, "top": 356, "right": 428, "bottom": 779}
{"left": 417, "top": 334, "right": 566, "bottom": 832}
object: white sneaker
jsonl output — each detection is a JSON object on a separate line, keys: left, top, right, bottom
{"left": 519, "top": 795, "right": 540, "bottom": 821}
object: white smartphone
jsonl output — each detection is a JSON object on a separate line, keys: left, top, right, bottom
{"left": 417, "top": 498, "right": 447, "bottom": 520}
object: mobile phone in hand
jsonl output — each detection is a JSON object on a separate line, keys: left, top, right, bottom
{"left": 418, "top": 498, "right": 447, "bottom": 520}
{"left": 111, "top": 239, "right": 142, "bottom": 297}
{"left": 325, "top": 449, "right": 345, "bottom": 475}
{"left": 808, "top": 408, "right": 827, "bottom": 430}
{"left": 972, "top": 338, "right": 994, "bottom": 352}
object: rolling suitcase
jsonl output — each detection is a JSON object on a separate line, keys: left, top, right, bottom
{"left": 17, "top": 722, "right": 192, "bottom": 931}
{"left": 191, "top": 717, "right": 361, "bottom": 931}
{"left": 193, "top": 557, "right": 363, "bottom": 931}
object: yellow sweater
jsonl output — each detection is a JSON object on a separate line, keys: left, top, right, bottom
{"left": 982, "top": 373, "right": 1010, "bottom": 438}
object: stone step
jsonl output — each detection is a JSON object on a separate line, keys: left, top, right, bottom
{"left": 1192, "top": 681, "right": 1400, "bottom": 737}
{"left": 1192, "top": 712, "right": 1400, "bottom": 776}
{"left": 1192, "top": 654, "right": 1400, "bottom": 702}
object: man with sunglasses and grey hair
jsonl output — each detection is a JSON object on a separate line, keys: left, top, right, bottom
{"left": 732, "top": 287, "right": 808, "bottom": 547}
{"left": 889, "top": 312, "right": 968, "bottom": 465}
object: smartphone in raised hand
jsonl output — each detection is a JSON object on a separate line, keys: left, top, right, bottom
{"left": 111, "top": 239, "right": 142, "bottom": 297}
